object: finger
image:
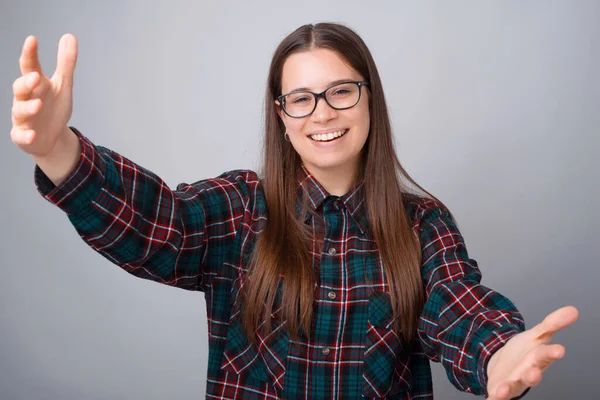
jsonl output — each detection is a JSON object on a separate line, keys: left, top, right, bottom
{"left": 52, "top": 33, "right": 78, "bottom": 88}
{"left": 10, "top": 127, "right": 36, "bottom": 147}
{"left": 532, "top": 306, "right": 579, "bottom": 341}
{"left": 494, "top": 381, "right": 515, "bottom": 399}
{"left": 532, "top": 343, "right": 565, "bottom": 370}
{"left": 13, "top": 72, "right": 40, "bottom": 101}
{"left": 12, "top": 99, "right": 42, "bottom": 124}
{"left": 493, "top": 380, "right": 526, "bottom": 400}
{"left": 19, "top": 35, "right": 44, "bottom": 76}
{"left": 521, "top": 366, "right": 543, "bottom": 387}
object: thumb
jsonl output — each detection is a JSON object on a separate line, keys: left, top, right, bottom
{"left": 53, "top": 33, "right": 78, "bottom": 88}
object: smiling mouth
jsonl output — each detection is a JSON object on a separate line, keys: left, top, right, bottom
{"left": 309, "top": 129, "right": 348, "bottom": 142}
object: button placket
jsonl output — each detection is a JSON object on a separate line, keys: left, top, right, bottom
{"left": 315, "top": 198, "right": 342, "bottom": 374}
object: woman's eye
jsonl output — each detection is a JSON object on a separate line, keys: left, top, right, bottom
{"left": 293, "top": 96, "right": 311, "bottom": 103}
{"left": 332, "top": 89, "right": 350, "bottom": 96}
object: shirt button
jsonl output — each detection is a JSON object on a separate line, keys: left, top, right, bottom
{"left": 322, "top": 347, "right": 331, "bottom": 355}
{"left": 328, "top": 247, "right": 337, "bottom": 255}
{"left": 333, "top": 202, "right": 340, "bottom": 210}
{"left": 328, "top": 291, "right": 336, "bottom": 299}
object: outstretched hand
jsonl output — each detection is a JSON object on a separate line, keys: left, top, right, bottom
{"left": 486, "top": 306, "right": 579, "bottom": 399}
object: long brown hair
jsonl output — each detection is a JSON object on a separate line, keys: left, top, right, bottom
{"left": 242, "top": 22, "right": 449, "bottom": 345}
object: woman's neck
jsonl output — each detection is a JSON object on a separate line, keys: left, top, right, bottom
{"left": 303, "top": 162, "right": 360, "bottom": 196}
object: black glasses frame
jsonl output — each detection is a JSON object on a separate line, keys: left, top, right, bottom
{"left": 277, "top": 80, "right": 370, "bottom": 118}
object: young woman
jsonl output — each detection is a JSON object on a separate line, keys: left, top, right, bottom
{"left": 11, "top": 22, "right": 578, "bottom": 399}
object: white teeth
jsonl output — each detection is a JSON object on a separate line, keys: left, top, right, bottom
{"left": 310, "top": 129, "right": 346, "bottom": 142}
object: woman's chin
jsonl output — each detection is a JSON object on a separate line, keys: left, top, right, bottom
{"left": 302, "top": 156, "right": 356, "bottom": 173}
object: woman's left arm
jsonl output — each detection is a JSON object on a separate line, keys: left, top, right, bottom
{"left": 415, "top": 203, "right": 578, "bottom": 399}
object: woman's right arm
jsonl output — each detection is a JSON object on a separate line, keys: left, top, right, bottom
{"left": 11, "top": 34, "right": 255, "bottom": 291}
{"left": 33, "top": 126, "right": 255, "bottom": 291}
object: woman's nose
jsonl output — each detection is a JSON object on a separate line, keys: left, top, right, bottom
{"left": 311, "top": 96, "right": 337, "bottom": 123}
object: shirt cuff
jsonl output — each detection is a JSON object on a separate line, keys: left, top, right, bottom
{"left": 478, "top": 327, "right": 532, "bottom": 399}
{"left": 34, "top": 126, "right": 106, "bottom": 216}
{"left": 477, "top": 326, "right": 521, "bottom": 397}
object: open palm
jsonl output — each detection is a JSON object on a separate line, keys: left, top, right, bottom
{"left": 486, "top": 306, "right": 579, "bottom": 399}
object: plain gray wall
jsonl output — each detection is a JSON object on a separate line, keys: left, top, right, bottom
{"left": 1, "top": 1, "right": 598, "bottom": 399}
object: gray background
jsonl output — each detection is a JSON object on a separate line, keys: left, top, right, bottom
{"left": 1, "top": 1, "right": 598, "bottom": 399}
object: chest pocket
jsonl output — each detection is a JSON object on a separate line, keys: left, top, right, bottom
{"left": 220, "top": 279, "right": 290, "bottom": 392}
{"left": 362, "top": 291, "right": 412, "bottom": 398}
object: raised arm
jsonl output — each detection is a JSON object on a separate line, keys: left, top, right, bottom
{"left": 11, "top": 34, "right": 255, "bottom": 291}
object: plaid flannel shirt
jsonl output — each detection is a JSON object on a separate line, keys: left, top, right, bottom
{"left": 34, "top": 127, "right": 528, "bottom": 399}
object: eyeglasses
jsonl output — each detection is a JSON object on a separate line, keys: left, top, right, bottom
{"left": 277, "top": 81, "right": 370, "bottom": 118}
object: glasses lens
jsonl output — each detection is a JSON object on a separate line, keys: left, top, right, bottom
{"left": 326, "top": 83, "right": 360, "bottom": 109}
{"left": 283, "top": 92, "right": 315, "bottom": 118}
{"left": 281, "top": 82, "right": 362, "bottom": 117}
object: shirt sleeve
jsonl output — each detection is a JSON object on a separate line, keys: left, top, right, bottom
{"left": 415, "top": 202, "right": 527, "bottom": 398}
{"left": 34, "top": 126, "right": 255, "bottom": 292}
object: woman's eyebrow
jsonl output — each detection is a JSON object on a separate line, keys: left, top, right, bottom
{"left": 287, "top": 78, "right": 354, "bottom": 93}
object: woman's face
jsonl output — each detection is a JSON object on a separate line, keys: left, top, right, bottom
{"left": 276, "top": 48, "right": 370, "bottom": 178}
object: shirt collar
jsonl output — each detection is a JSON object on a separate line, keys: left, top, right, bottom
{"left": 296, "top": 165, "right": 369, "bottom": 235}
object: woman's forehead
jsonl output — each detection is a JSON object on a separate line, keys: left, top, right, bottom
{"left": 281, "top": 48, "right": 362, "bottom": 93}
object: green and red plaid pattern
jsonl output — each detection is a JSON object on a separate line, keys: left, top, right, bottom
{"left": 34, "top": 127, "right": 527, "bottom": 399}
